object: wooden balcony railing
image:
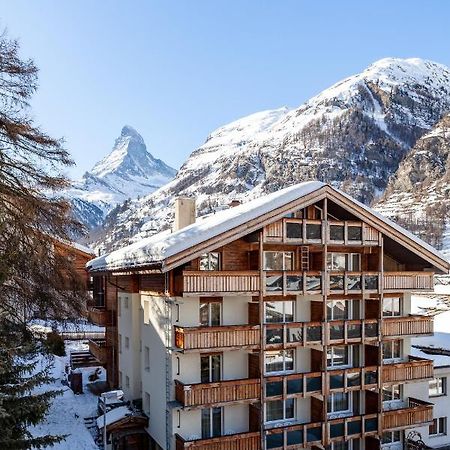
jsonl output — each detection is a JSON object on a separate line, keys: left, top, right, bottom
{"left": 174, "top": 325, "right": 260, "bottom": 351}
{"left": 183, "top": 271, "right": 260, "bottom": 295}
{"left": 88, "top": 339, "right": 108, "bottom": 365}
{"left": 87, "top": 306, "right": 112, "bottom": 327}
{"left": 382, "top": 356, "right": 434, "bottom": 384}
{"left": 383, "top": 315, "right": 433, "bottom": 337}
{"left": 175, "top": 431, "right": 260, "bottom": 450}
{"left": 383, "top": 272, "right": 434, "bottom": 291}
{"left": 174, "top": 378, "right": 259, "bottom": 407}
{"left": 382, "top": 397, "right": 433, "bottom": 430}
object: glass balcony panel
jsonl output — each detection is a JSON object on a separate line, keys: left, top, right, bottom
{"left": 266, "top": 275, "right": 283, "bottom": 292}
{"left": 287, "top": 430, "right": 303, "bottom": 446}
{"left": 330, "top": 423, "right": 345, "bottom": 438}
{"left": 365, "top": 370, "right": 378, "bottom": 385}
{"left": 348, "top": 226, "right": 362, "bottom": 241}
{"left": 347, "top": 275, "right": 362, "bottom": 291}
{"left": 287, "top": 377, "right": 303, "bottom": 394}
{"left": 330, "top": 224, "right": 345, "bottom": 241}
{"left": 306, "top": 426, "right": 322, "bottom": 442}
{"left": 306, "top": 325, "right": 321, "bottom": 342}
{"left": 286, "top": 222, "right": 303, "bottom": 239}
{"left": 347, "top": 323, "right": 362, "bottom": 339}
{"left": 306, "top": 376, "right": 321, "bottom": 392}
{"left": 266, "top": 432, "right": 284, "bottom": 449}
{"left": 306, "top": 276, "right": 321, "bottom": 292}
{"left": 266, "top": 381, "right": 283, "bottom": 397}
{"left": 329, "top": 275, "right": 344, "bottom": 291}
{"left": 266, "top": 328, "right": 283, "bottom": 345}
{"left": 287, "top": 327, "right": 302, "bottom": 343}
{"left": 364, "top": 275, "right": 379, "bottom": 291}
{"left": 347, "top": 372, "right": 361, "bottom": 387}
{"left": 365, "top": 417, "right": 378, "bottom": 432}
{"left": 330, "top": 374, "right": 344, "bottom": 389}
{"left": 286, "top": 275, "right": 303, "bottom": 292}
{"left": 365, "top": 322, "right": 378, "bottom": 338}
{"left": 348, "top": 419, "right": 362, "bottom": 435}
{"left": 306, "top": 224, "right": 322, "bottom": 240}
{"left": 330, "top": 324, "right": 345, "bottom": 341}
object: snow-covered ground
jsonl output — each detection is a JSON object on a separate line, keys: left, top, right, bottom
{"left": 29, "top": 341, "right": 103, "bottom": 449}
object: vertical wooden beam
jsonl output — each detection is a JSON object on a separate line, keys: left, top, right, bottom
{"left": 378, "top": 235, "right": 384, "bottom": 436}
{"left": 322, "top": 197, "right": 329, "bottom": 446}
{"left": 258, "top": 231, "right": 265, "bottom": 449}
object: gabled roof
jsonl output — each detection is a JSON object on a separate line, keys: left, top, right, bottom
{"left": 87, "top": 181, "right": 450, "bottom": 274}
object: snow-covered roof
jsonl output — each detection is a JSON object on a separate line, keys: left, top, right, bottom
{"left": 87, "top": 180, "right": 449, "bottom": 273}
{"left": 87, "top": 181, "right": 325, "bottom": 271}
{"left": 96, "top": 406, "right": 131, "bottom": 429}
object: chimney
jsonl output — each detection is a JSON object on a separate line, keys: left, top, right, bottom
{"left": 229, "top": 199, "right": 241, "bottom": 208}
{"left": 174, "top": 197, "right": 196, "bottom": 231}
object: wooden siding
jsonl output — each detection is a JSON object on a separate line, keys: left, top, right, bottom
{"left": 383, "top": 315, "right": 433, "bottom": 337}
{"left": 382, "top": 356, "right": 434, "bottom": 384}
{"left": 383, "top": 272, "right": 434, "bottom": 291}
{"left": 87, "top": 307, "right": 113, "bottom": 327}
{"left": 174, "top": 378, "right": 259, "bottom": 407}
{"left": 175, "top": 432, "right": 260, "bottom": 450}
{"left": 382, "top": 398, "right": 433, "bottom": 430}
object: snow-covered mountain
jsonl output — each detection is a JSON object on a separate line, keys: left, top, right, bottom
{"left": 67, "top": 126, "right": 176, "bottom": 229}
{"left": 93, "top": 58, "right": 450, "bottom": 252}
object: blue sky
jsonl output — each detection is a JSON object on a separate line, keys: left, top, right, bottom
{"left": 2, "top": 1, "right": 450, "bottom": 178}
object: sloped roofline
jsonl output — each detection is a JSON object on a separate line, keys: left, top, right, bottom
{"left": 87, "top": 182, "right": 450, "bottom": 274}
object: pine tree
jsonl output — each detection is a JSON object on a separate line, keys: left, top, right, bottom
{"left": 0, "top": 31, "right": 88, "bottom": 447}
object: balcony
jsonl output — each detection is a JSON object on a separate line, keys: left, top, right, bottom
{"left": 183, "top": 271, "right": 260, "bottom": 296}
{"left": 383, "top": 315, "right": 433, "bottom": 337}
{"left": 382, "top": 356, "right": 434, "bottom": 384}
{"left": 383, "top": 272, "right": 434, "bottom": 291}
{"left": 175, "top": 431, "right": 260, "bottom": 450}
{"left": 87, "top": 306, "right": 112, "bottom": 326}
{"left": 88, "top": 339, "right": 108, "bottom": 365}
{"left": 382, "top": 397, "right": 433, "bottom": 430}
{"left": 174, "top": 378, "right": 259, "bottom": 408}
{"left": 174, "top": 325, "right": 260, "bottom": 351}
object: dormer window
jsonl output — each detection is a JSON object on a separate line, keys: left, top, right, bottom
{"left": 199, "top": 252, "right": 221, "bottom": 271}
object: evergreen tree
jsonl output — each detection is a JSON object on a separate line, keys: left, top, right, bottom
{"left": 0, "top": 32, "right": 88, "bottom": 447}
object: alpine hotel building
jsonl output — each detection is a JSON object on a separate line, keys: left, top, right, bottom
{"left": 87, "top": 181, "right": 450, "bottom": 450}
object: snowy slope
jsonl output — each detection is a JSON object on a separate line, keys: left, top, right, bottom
{"left": 94, "top": 58, "right": 450, "bottom": 252}
{"left": 67, "top": 126, "right": 176, "bottom": 229}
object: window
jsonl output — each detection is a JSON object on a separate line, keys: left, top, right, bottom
{"left": 118, "top": 334, "right": 122, "bottom": 353}
{"left": 144, "top": 392, "right": 150, "bottom": 415}
{"left": 265, "top": 301, "right": 294, "bottom": 323}
{"left": 329, "top": 224, "right": 345, "bottom": 241}
{"left": 201, "top": 407, "right": 222, "bottom": 439}
{"left": 199, "top": 253, "right": 221, "bottom": 271}
{"left": 327, "top": 392, "right": 351, "bottom": 415}
{"left": 119, "top": 371, "right": 123, "bottom": 387}
{"left": 382, "top": 384, "right": 402, "bottom": 403}
{"left": 124, "top": 296, "right": 129, "bottom": 309}
{"left": 430, "top": 417, "right": 447, "bottom": 436}
{"left": 125, "top": 336, "right": 129, "bottom": 349}
{"left": 383, "top": 297, "right": 401, "bottom": 317}
{"left": 201, "top": 354, "right": 221, "bottom": 383}
{"left": 383, "top": 340, "right": 402, "bottom": 362}
{"left": 265, "top": 350, "right": 294, "bottom": 373}
{"left": 327, "top": 300, "right": 353, "bottom": 320}
{"left": 200, "top": 302, "right": 221, "bottom": 326}
{"left": 264, "top": 251, "right": 294, "bottom": 271}
{"left": 327, "top": 253, "right": 361, "bottom": 271}
{"left": 327, "top": 346, "right": 350, "bottom": 368}
{"left": 382, "top": 431, "right": 401, "bottom": 444}
{"left": 429, "top": 377, "right": 447, "bottom": 397}
{"left": 125, "top": 375, "right": 130, "bottom": 388}
{"left": 144, "top": 346, "right": 150, "bottom": 371}
{"left": 348, "top": 226, "right": 362, "bottom": 241}
{"left": 286, "top": 222, "right": 302, "bottom": 239}
{"left": 265, "top": 398, "right": 295, "bottom": 423}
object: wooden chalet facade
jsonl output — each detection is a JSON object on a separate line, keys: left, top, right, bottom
{"left": 86, "top": 182, "right": 449, "bottom": 450}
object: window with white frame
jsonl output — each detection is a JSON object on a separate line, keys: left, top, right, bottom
{"left": 125, "top": 336, "right": 129, "bottom": 349}
{"left": 382, "top": 340, "right": 402, "bottom": 362}
{"left": 124, "top": 296, "right": 129, "bottom": 309}
{"left": 326, "top": 299, "right": 360, "bottom": 320}
{"left": 144, "top": 392, "right": 150, "bottom": 416}
{"left": 265, "top": 301, "right": 295, "bottom": 323}
{"left": 429, "top": 377, "right": 447, "bottom": 397}
{"left": 265, "top": 398, "right": 295, "bottom": 423}
{"left": 265, "top": 349, "right": 294, "bottom": 373}
{"left": 326, "top": 253, "right": 361, "bottom": 272}
{"left": 199, "top": 252, "right": 221, "bottom": 271}
{"left": 125, "top": 375, "right": 130, "bottom": 388}
{"left": 144, "top": 346, "right": 150, "bottom": 372}
{"left": 381, "top": 431, "right": 401, "bottom": 445}
{"left": 201, "top": 407, "right": 222, "bottom": 439}
{"left": 382, "top": 297, "right": 401, "bottom": 317}
{"left": 327, "top": 346, "right": 350, "bottom": 368}
{"left": 200, "top": 301, "right": 221, "bottom": 326}
{"left": 118, "top": 334, "right": 122, "bottom": 353}
{"left": 430, "top": 417, "right": 447, "bottom": 436}
{"left": 327, "top": 392, "right": 352, "bottom": 415}
{"left": 118, "top": 371, "right": 123, "bottom": 388}
{"left": 382, "top": 384, "right": 402, "bottom": 403}
{"left": 264, "top": 251, "right": 294, "bottom": 271}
